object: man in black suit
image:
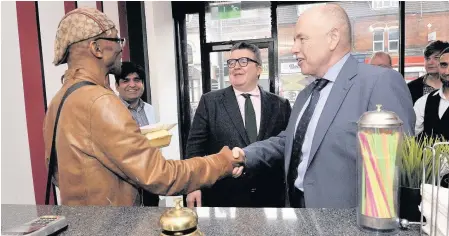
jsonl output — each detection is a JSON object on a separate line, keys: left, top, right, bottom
{"left": 185, "top": 42, "right": 291, "bottom": 208}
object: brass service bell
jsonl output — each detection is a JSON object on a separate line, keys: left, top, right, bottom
{"left": 159, "top": 199, "right": 204, "bottom": 236}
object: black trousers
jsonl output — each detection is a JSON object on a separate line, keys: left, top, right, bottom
{"left": 289, "top": 187, "right": 305, "bottom": 208}
{"left": 442, "top": 173, "right": 449, "bottom": 188}
{"left": 142, "top": 190, "right": 159, "bottom": 206}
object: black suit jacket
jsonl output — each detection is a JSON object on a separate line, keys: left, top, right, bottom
{"left": 185, "top": 86, "right": 291, "bottom": 207}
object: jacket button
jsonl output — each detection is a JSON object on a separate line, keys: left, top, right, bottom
{"left": 250, "top": 188, "right": 256, "bottom": 193}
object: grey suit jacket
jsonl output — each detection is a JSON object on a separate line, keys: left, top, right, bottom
{"left": 244, "top": 55, "right": 415, "bottom": 208}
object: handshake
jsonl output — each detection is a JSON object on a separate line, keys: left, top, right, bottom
{"left": 187, "top": 147, "right": 246, "bottom": 208}
{"left": 230, "top": 147, "right": 246, "bottom": 178}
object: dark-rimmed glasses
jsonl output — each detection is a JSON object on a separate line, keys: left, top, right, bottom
{"left": 227, "top": 57, "right": 259, "bottom": 68}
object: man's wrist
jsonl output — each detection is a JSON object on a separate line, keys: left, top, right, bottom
{"left": 242, "top": 148, "right": 253, "bottom": 169}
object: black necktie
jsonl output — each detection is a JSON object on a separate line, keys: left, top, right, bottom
{"left": 242, "top": 93, "right": 257, "bottom": 143}
{"left": 287, "top": 78, "right": 329, "bottom": 191}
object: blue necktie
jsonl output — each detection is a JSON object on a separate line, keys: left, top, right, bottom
{"left": 287, "top": 78, "right": 329, "bottom": 191}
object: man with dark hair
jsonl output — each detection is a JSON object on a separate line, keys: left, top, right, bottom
{"left": 185, "top": 42, "right": 291, "bottom": 207}
{"left": 116, "top": 62, "right": 155, "bottom": 126}
{"left": 408, "top": 40, "right": 449, "bottom": 104}
{"left": 115, "top": 62, "right": 158, "bottom": 206}
{"left": 43, "top": 7, "right": 244, "bottom": 206}
{"left": 414, "top": 47, "right": 449, "bottom": 188}
{"left": 414, "top": 47, "right": 449, "bottom": 140}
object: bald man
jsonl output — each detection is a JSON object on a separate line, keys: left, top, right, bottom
{"left": 370, "top": 52, "right": 392, "bottom": 68}
{"left": 232, "top": 4, "right": 415, "bottom": 208}
{"left": 43, "top": 8, "right": 244, "bottom": 206}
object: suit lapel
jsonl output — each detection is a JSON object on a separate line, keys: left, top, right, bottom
{"left": 284, "top": 83, "right": 315, "bottom": 175}
{"left": 258, "top": 87, "right": 272, "bottom": 141}
{"left": 222, "top": 86, "right": 250, "bottom": 145}
{"left": 307, "top": 56, "right": 358, "bottom": 168}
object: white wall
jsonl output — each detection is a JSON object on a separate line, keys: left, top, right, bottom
{"left": 103, "top": 1, "right": 121, "bottom": 95}
{"left": 145, "top": 1, "right": 183, "bottom": 207}
{"left": 76, "top": 1, "right": 97, "bottom": 9}
{"left": 38, "top": 1, "right": 67, "bottom": 106}
{"left": 145, "top": 1, "right": 180, "bottom": 161}
{"left": 1, "top": 1, "right": 36, "bottom": 204}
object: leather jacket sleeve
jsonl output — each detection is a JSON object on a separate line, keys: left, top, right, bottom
{"left": 89, "top": 94, "right": 234, "bottom": 196}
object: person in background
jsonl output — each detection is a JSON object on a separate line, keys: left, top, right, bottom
{"left": 116, "top": 61, "right": 158, "bottom": 206}
{"left": 185, "top": 42, "right": 291, "bottom": 208}
{"left": 232, "top": 4, "right": 415, "bottom": 208}
{"left": 414, "top": 47, "right": 449, "bottom": 140}
{"left": 408, "top": 40, "right": 449, "bottom": 104}
{"left": 414, "top": 47, "right": 449, "bottom": 188}
{"left": 116, "top": 62, "right": 156, "bottom": 126}
{"left": 369, "top": 51, "right": 392, "bottom": 69}
{"left": 44, "top": 7, "right": 244, "bottom": 206}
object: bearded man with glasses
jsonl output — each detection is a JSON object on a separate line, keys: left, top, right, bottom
{"left": 186, "top": 42, "right": 291, "bottom": 208}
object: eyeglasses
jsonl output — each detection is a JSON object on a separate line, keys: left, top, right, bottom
{"left": 227, "top": 57, "right": 259, "bottom": 68}
{"left": 96, "top": 37, "right": 126, "bottom": 49}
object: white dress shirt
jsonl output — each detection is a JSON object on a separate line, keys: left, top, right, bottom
{"left": 294, "top": 53, "right": 350, "bottom": 191}
{"left": 414, "top": 88, "right": 449, "bottom": 135}
{"left": 234, "top": 86, "right": 261, "bottom": 134}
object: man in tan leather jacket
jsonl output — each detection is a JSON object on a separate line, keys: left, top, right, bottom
{"left": 43, "top": 8, "right": 244, "bottom": 206}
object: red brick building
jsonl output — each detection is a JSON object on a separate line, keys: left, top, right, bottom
{"left": 277, "top": 1, "right": 449, "bottom": 81}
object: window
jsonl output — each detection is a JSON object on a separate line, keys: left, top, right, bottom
{"left": 187, "top": 44, "right": 193, "bottom": 64}
{"left": 188, "top": 66, "right": 201, "bottom": 103}
{"left": 186, "top": 14, "right": 192, "bottom": 24}
{"left": 277, "top": 2, "right": 400, "bottom": 105}
{"left": 186, "top": 14, "right": 202, "bottom": 121}
{"left": 388, "top": 28, "right": 399, "bottom": 52}
{"left": 205, "top": 2, "right": 271, "bottom": 42}
{"left": 405, "top": 1, "right": 449, "bottom": 82}
{"left": 373, "top": 30, "right": 384, "bottom": 52}
{"left": 223, "top": 64, "right": 229, "bottom": 77}
{"left": 296, "top": 3, "right": 326, "bottom": 16}
{"left": 372, "top": 0, "right": 399, "bottom": 10}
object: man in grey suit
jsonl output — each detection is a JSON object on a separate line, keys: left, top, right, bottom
{"left": 232, "top": 4, "right": 415, "bottom": 208}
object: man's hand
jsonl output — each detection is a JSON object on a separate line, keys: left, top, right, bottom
{"left": 215, "top": 146, "right": 245, "bottom": 178}
{"left": 232, "top": 147, "right": 246, "bottom": 178}
{"left": 187, "top": 190, "right": 201, "bottom": 208}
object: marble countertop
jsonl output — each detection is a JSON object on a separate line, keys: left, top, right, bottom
{"left": 1, "top": 204, "right": 420, "bottom": 235}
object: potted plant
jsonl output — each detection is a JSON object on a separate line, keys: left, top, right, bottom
{"left": 399, "top": 135, "right": 449, "bottom": 222}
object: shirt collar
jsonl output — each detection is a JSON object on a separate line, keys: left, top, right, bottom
{"left": 320, "top": 53, "right": 351, "bottom": 83}
{"left": 234, "top": 86, "right": 260, "bottom": 97}
{"left": 121, "top": 97, "right": 145, "bottom": 111}
{"left": 434, "top": 88, "right": 449, "bottom": 101}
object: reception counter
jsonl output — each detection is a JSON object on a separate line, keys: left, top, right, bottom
{"left": 1, "top": 204, "right": 420, "bottom": 235}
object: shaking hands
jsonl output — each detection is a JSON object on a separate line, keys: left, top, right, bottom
{"left": 231, "top": 147, "right": 245, "bottom": 178}
{"left": 187, "top": 146, "right": 247, "bottom": 208}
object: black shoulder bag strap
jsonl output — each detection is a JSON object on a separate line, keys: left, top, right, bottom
{"left": 45, "top": 81, "right": 96, "bottom": 205}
